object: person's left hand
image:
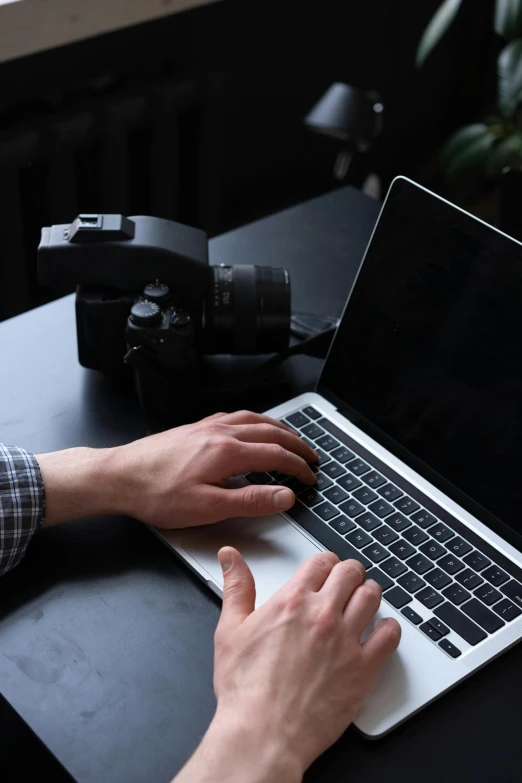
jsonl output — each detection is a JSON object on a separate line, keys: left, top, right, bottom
{"left": 37, "top": 410, "right": 317, "bottom": 528}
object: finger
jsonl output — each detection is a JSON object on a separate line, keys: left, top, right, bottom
{"left": 229, "top": 424, "right": 317, "bottom": 463}
{"left": 363, "top": 617, "right": 402, "bottom": 672}
{"left": 229, "top": 442, "right": 316, "bottom": 484}
{"left": 215, "top": 483, "right": 297, "bottom": 517}
{"left": 285, "top": 551, "right": 340, "bottom": 592}
{"left": 343, "top": 579, "right": 383, "bottom": 635}
{"left": 220, "top": 410, "right": 294, "bottom": 434}
{"left": 216, "top": 547, "right": 256, "bottom": 633}
{"left": 199, "top": 411, "right": 229, "bottom": 422}
{"left": 320, "top": 559, "right": 366, "bottom": 613}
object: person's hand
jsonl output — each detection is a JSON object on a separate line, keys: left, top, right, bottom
{"left": 174, "top": 549, "right": 401, "bottom": 783}
{"left": 37, "top": 410, "right": 317, "bottom": 527}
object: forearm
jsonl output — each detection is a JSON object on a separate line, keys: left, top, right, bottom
{"left": 36, "top": 447, "right": 123, "bottom": 526}
{"left": 173, "top": 711, "right": 303, "bottom": 783}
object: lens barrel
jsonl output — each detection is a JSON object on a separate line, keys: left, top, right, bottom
{"left": 203, "top": 265, "right": 290, "bottom": 354}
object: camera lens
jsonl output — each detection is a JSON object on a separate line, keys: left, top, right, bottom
{"left": 203, "top": 265, "right": 290, "bottom": 354}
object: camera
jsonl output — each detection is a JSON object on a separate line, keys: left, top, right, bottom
{"left": 38, "top": 214, "right": 291, "bottom": 426}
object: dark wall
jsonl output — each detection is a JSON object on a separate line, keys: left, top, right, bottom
{"left": 0, "top": 0, "right": 495, "bottom": 231}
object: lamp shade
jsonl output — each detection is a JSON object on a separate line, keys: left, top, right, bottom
{"left": 304, "top": 82, "right": 383, "bottom": 147}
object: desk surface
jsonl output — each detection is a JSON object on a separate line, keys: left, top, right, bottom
{"left": 1, "top": 187, "right": 522, "bottom": 783}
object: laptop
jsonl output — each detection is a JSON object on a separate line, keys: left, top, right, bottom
{"left": 153, "top": 177, "right": 522, "bottom": 737}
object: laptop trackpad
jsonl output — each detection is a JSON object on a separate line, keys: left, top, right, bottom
{"left": 182, "top": 515, "right": 322, "bottom": 607}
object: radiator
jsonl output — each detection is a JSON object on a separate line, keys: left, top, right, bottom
{"left": 0, "top": 72, "right": 223, "bottom": 320}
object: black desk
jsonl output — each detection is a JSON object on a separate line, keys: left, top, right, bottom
{"left": 1, "top": 187, "right": 521, "bottom": 783}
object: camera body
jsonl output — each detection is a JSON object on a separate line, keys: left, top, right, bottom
{"left": 38, "top": 214, "right": 291, "bottom": 426}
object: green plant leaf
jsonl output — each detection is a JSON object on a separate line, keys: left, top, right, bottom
{"left": 498, "top": 39, "right": 522, "bottom": 116}
{"left": 416, "top": 0, "right": 463, "bottom": 67}
{"left": 495, "top": 0, "right": 522, "bottom": 40}
{"left": 441, "top": 124, "right": 497, "bottom": 183}
{"left": 485, "top": 132, "right": 522, "bottom": 177}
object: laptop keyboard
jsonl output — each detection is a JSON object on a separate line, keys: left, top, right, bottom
{"left": 244, "top": 406, "right": 522, "bottom": 660}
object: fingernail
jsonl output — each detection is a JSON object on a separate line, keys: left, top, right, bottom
{"left": 274, "top": 488, "right": 293, "bottom": 509}
{"left": 375, "top": 618, "right": 387, "bottom": 629}
{"left": 218, "top": 549, "right": 233, "bottom": 573}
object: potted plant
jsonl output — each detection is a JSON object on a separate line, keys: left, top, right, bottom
{"left": 418, "top": 0, "right": 522, "bottom": 223}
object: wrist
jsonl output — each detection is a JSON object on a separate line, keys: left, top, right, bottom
{"left": 37, "top": 446, "right": 124, "bottom": 526}
{"left": 176, "top": 707, "right": 303, "bottom": 783}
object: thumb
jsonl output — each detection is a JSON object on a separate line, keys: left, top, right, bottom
{"left": 226, "top": 484, "right": 295, "bottom": 517}
{"left": 217, "top": 547, "right": 256, "bottom": 629}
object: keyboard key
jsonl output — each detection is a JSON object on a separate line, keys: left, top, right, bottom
{"left": 493, "top": 599, "right": 522, "bottom": 622}
{"left": 438, "top": 555, "right": 465, "bottom": 575}
{"left": 316, "top": 435, "right": 340, "bottom": 452}
{"left": 329, "top": 515, "right": 357, "bottom": 535}
{"left": 402, "top": 606, "right": 423, "bottom": 625}
{"left": 397, "top": 572, "right": 426, "bottom": 594}
{"left": 377, "top": 483, "right": 403, "bottom": 502}
{"left": 356, "top": 512, "right": 382, "bottom": 532}
{"left": 300, "top": 488, "right": 324, "bottom": 508}
{"left": 314, "top": 449, "right": 331, "bottom": 467}
{"left": 352, "top": 486, "right": 379, "bottom": 505}
{"left": 314, "top": 502, "right": 340, "bottom": 522}
{"left": 286, "top": 411, "right": 310, "bottom": 428}
{"left": 372, "top": 525, "right": 399, "bottom": 546}
{"left": 289, "top": 502, "right": 371, "bottom": 568}
{"left": 368, "top": 499, "right": 394, "bottom": 519}
{"left": 403, "top": 525, "right": 429, "bottom": 546}
{"left": 420, "top": 622, "right": 441, "bottom": 641}
{"left": 349, "top": 459, "right": 371, "bottom": 476}
{"left": 456, "top": 569, "right": 483, "bottom": 591}
{"left": 419, "top": 540, "right": 447, "bottom": 560}
{"left": 411, "top": 510, "right": 437, "bottom": 529}
{"left": 381, "top": 558, "right": 408, "bottom": 578}
{"left": 302, "top": 406, "right": 320, "bottom": 420}
{"left": 445, "top": 537, "right": 473, "bottom": 557}
{"left": 283, "top": 476, "right": 307, "bottom": 493}
{"left": 429, "top": 523, "right": 454, "bottom": 543}
{"left": 366, "top": 568, "right": 394, "bottom": 592}
{"left": 363, "top": 544, "right": 390, "bottom": 563}
{"left": 474, "top": 584, "right": 502, "bottom": 606}
{"left": 302, "top": 437, "right": 315, "bottom": 450}
{"left": 362, "top": 470, "right": 387, "bottom": 488}
{"left": 429, "top": 618, "right": 449, "bottom": 636}
{"left": 301, "top": 423, "right": 325, "bottom": 440}
{"left": 339, "top": 498, "right": 366, "bottom": 518}
{"left": 424, "top": 568, "right": 452, "bottom": 589}
{"left": 442, "top": 584, "right": 470, "bottom": 606}
{"left": 439, "top": 639, "right": 462, "bottom": 658}
{"left": 434, "top": 603, "right": 487, "bottom": 645}
{"left": 406, "top": 554, "right": 434, "bottom": 575}
{"left": 385, "top": 586, "right": 412, "bottom": 609}
{"left": 462, "top": 598, "right": 504, "bottom": 633}
{"left": 323, "top": 485, "right": 350, "bottom": 505}
{"left": 389, "top": 540, "right": 416, "bottom": 560}
{"left": 483, "top": 565, "right": 509, "bottom": 587}
{"left": 463, "top": 551, "right": 491, "bottom": 572}
{"left": 330, "top": 446, "right": 355, "bottom": 463}
{"left": 417, "top": 587, "right": 443, "bottom": 609}
{"left": 322, "top": 461, "right": 347, "bottom": 479}
{"left": 314, "top": 472, "right": 334, "bottom": 492}
{"left": 245, "top": 472, "right": 273, "bottom": 484}
{"left": 393, "top": 497, "right": 421, "bottom": 515}
{"left": 337, "top": 473, "right": 363, "bottom": 493}
{"left": 347, "top": 529, "right": 373, "bottom": 549}
{"left": 270, "top": 470, "right": 289, "bottom": 482}
{"left": 501, "top": 580, "right": 522, "bottom": 608}
{"left": 386, "top": 512, "right": 412, "bottom": 532}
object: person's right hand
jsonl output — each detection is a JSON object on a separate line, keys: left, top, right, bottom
{"left": 175, "top": 550, "right": 401, "bottom": 783}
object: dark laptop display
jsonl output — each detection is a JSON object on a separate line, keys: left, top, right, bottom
{"left": 319, "top": 178, "right": 522, "bottom": 541}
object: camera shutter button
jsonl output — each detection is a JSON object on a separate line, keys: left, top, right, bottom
{"left": 130, "top": 300, "right": 161, "bottom": 326}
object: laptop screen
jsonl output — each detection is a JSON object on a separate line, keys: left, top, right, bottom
{"left": 319, "top": 177, "right": 522, "bottom": 543}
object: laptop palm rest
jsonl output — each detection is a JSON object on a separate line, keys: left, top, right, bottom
{"left": 182, "top": 515, "right": 322, "bottom": 607}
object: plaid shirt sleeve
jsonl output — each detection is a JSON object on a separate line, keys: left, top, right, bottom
{"left": 0, "top": 444, "right": 45, "bottom": 577}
